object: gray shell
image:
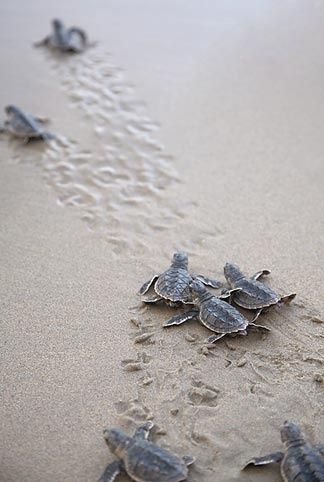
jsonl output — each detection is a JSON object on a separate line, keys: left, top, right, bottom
{"left": 233, "top": 278, "right": 280, "bottom": 310}
{"left": 154, "top": 267, "right": 192, "bottom": 303}
{"left": 199, "top": 297, "right": 248, "bottom": 334}
{"left": 5, "top": 106, "right": 50, "bottom": 140}
{"left": 281, "top": 443, "right": 324, "bottom": 482}
{"left": 124, "top": 438, "right": 188, "bottom": 482}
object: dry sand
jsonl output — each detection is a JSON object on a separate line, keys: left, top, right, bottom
{"left": 1, "top": 1, "right": 324, "bottom": 481}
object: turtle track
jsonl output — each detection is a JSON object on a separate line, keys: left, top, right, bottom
{"left": 22, "top": 49, "right": 222, "bottom": 257}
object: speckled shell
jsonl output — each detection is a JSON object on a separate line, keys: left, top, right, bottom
{"left": 233, "top": 278, "right": 280, "bottom": 310}
{"left": 281, "top": 442, "right": 324, "bottom": 482}
{"left": 199, "top": 297, "right": 248, "bottom": 334}
{"left": 154, "top": 267, "right": 192, "bottom": 303}
{"left": 124, "top": 438, "right": 188, "bottom": 482}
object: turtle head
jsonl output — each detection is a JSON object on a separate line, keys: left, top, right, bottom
{"left": 5, "top": 105, "right": 19, "bottom": 115}
{"left": 52, "top": 18, "right": 64, "bottom": 31}
{"left": 281, "top": 421, "right": 303, "bottom": 446}
{"left": 103, "top": 428, "right": 131, "bottom": 458}
{"left": 190, "top": 279, "right": 208, "bottom": 302}
{"left": 171, "top": 252, "right": 188, "bottom": 268}
{"left": 224, "top": 263, "right": 244, "bottom": 285}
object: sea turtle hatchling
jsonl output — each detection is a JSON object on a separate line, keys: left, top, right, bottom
{"left": 34, "top": 19, "right": 93, "bottom": 53}
{"left": 98, "top": 421, "right": 195, "bottom": 482}
{"left": 224, "top": 262, "right": 296, "bottom": 314}
{"left": 163, "top": 279, "right": 270, "bottom": 343}
{"left": 139, "top": 252, "right": 222, "bottom": 307}
{"left": 0, "top": 105, "right": 54, "bottom": 143}
{"left": 243, "top": 421, "right": 324, "bottom": 481}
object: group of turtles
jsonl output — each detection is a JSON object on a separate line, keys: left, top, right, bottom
{"left": 99, "top": 420, "right": 324, "bottom": 482}
{"left": 1, "top": 19, "right": 94, "bottom": 143}
{"left": 139, "top": 252, "right": 296, "bottom": 344}
{"left": 3, "top": 19, "right": 323, "bottom": 481}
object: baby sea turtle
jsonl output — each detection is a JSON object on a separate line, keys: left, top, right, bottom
{"left": 224, "top": 262, "right": 296, "bottom": 313}
{"left": 139, "top": 252, "right": 222, "bottom": 307}
{"left": 164, "top": 279, "right": 269, "bottom": 343}
{"left": 0, "top": 105, "right": 54, "bottom": 143}
{"left": 243, "top": 421, "right": 324, "bottom": 481}
{"left": 99, "top": 421, "right": 194, "bottom": 482}
{"left": 35, "top": 19, "right": 92, "bottom": 53}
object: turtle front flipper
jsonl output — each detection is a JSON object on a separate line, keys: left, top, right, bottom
{"left": 33, "top": 116, "right": 50, "bottom": 124}
{"left": 133, "top": 421, "right": 154, "bottom": 440}
{"left": 139, "top": 275, "right": 159, "bottom": 295}
{"left": 98, "top": 460, "right": 123, "bottom": 482}
{"left": 182, "top": 455, "right": 195, "bottom": 466}
{"left": 251, "top": 269, "right": 271, "bottom": 281}
{"left": 195, "top": 275, "right": 222, "bottom": 289}
{"left": 163, "top": 309, "right": 199, "bottom": 327}
{"left": 243, "top": 451, "right": 284, "bottom": 469}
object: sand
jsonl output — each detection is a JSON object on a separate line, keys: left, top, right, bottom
{"left": 1, "top": 1, "right": 324, "bottom": 481}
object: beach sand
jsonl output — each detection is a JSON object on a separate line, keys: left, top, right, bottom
{"left": 1, "top": 1, "right": 324, "bottom": 481}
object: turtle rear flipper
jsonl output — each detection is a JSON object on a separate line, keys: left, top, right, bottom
{"left": 164, "top": 310, "right": 198, "bottom": 327}
{"left": 243, "top": 451, "right": 284, "bottom": 469}
{"left": 40, "top": 131, "right": 55, "bottom": 141}
{"left": 98, "top": 460, "right": 123, "bottom": 482}
{"left": 280, "top": 293, "right": 296, "bottom": 304}
{"left": 34, "top": 36, "right": 50, "bottom": 47}
{"left": 195, "top": 275, "right": 222, "bottom": 289}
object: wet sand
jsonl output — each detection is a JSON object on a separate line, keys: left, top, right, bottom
{"left": 1, "top": 1, "right": 324, "bottom": 481}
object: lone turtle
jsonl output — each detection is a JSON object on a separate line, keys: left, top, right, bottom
{"left": 35, "top": 19, "right": 93, "bottom": 53}
{"left": 99, "top": 421, "right": 195, "bottom": 482}
{"left": 0, "top": 105, "right": 54, "bottom": 143}
{"left": 163, "top": 279, "right": 269, "bottom": 343}
{"left": 139, "top": 252, "right": 222, "bottom": 307}
{"left": 243, "top": 421, "right": 324, "bottom": 481}
{"left": 224, "top": 262, "right": 296, "bottom": 314}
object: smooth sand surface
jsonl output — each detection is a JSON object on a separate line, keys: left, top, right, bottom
{"left": 1, "top": 1, "right": 324, "bottom": 481}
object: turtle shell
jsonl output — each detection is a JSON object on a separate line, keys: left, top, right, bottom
{"left": 281, "top": 442, "right": 324, "bottom": 482}
{"left": 233, "top": 278, "right": 280, "bottom": 310}
{"left": 124, "top": 438, "right": 188, "bottom": 482}
{"left": 7, "top": 109, "right": 44, "bottom": 139}
{"left": 154, "top": 267, "right": 192, "bottom": 303}
{"left": 199, "top": 297, "right": 248, "bottom": 334}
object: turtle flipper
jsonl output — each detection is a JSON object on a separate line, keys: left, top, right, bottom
{"left": 163, "top": 310, "right": 199, "bottom": 327}
{"left": 195, "top": 275, "right": 222, "bottom": 289}
{"left": 98, "top": 460, "right": 122, "bottom": 482}
{"left": 34, "top": 36, "right": 50, "bottom": 47}
{"left": 133, "top": 421, "right": 154, "bottom": 440}
{"left": 248, "top": 322, "right": 271, "bottom": 333}
{"left": 143, "top": 295, "right": 163, "bottom": 304}
{"left": 182, "top": 455, "right": 195, "bottom": 466}
{"left": 251, "top": 269, "right": 271, "bottom": 281}
{"left": 220, "top": 287, "right": 242, "bottom": 300}
{"left": 243, "top": 451, "right": 284, "bottom": 469}
{"left": 139, "top": 275, "right": 159, "bottom": 295}
{"left": 280, "top": 293, "right": 296, "bottom": 304}
{"left": 207, "top": 333, "right": 226, "bottom": 343}
{"left": 68, "top": 27, "right": 87, "bottom": 44}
